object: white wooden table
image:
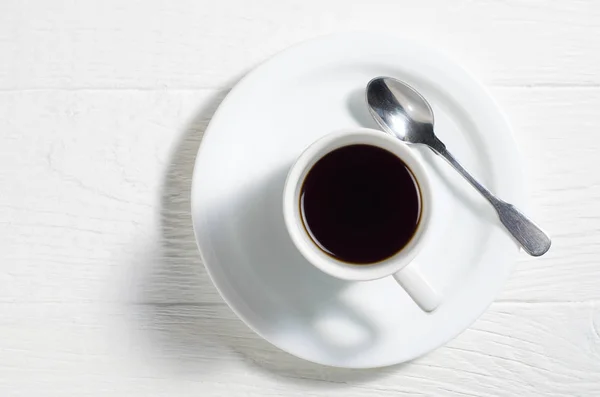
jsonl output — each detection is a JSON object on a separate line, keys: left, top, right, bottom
{"left": 2, "top": 1, "right": 599, "bottom": 395}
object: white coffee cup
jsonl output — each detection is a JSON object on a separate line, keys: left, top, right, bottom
{"left": 283, "top": 128, "right": 441, "bottom": 312}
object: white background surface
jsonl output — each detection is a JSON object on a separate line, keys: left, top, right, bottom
{"left": 1, "top": 1, "right": 599, "bottom": 395}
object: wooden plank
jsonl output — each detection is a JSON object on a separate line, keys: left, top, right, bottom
{"left": 1, "top": 302, "right": 598, "bottom": 396}
{"left": 0, "top": 87, "right": 599, "bottom": 305}
{"left": 0, "top": 0, "right": 599, "bottom": 89}
{"left": 0, "top": 89, "right": 224, "bottom": 304}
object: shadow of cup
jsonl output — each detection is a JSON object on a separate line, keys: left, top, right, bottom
{"left": 204, "top": 166, "right": 380, "bottom": 361}
{"left": 132, "top": 88, "right": 391, "bottom": 384}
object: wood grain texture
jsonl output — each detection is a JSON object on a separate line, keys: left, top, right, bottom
{"left": 1, "top": 0, "right": 600, "bottom": 89}
{"left": 493, "top": 87, "right": 600, "bottom": 303}
{"left": 1, "top": 302, "right": 599, "bottom": 396}
{"left": 2, "top": 0, "right": 600, "bottom": 395}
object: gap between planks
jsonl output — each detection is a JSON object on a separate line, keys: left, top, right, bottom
{"left": 2, "top": 84, "right": 600, "bottom": 93}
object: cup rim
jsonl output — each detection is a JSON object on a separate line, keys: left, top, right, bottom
{"left": 283, "top": 128, "right": 433, "bottom": 281}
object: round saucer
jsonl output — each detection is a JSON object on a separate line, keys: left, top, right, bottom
{"left": 191, "top": 33, "right": 525, "bottom": 368}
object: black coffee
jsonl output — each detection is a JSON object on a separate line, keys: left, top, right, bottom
{"left": 300, "top": 144, "right": 421, "bottom": 264}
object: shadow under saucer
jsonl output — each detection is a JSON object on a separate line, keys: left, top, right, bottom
{"left": 129, "top": 88, "right": 391, "bottom": 384}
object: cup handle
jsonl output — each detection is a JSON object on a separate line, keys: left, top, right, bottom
{"left": 393, "top": 264, "right": 441, "bottom": 312}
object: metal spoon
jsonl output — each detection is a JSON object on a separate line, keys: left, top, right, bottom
{"left": 366, "top": 76, "right": 551, "bottom": 256}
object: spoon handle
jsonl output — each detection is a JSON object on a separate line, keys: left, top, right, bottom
{"left": 429, "top": 139, "right": 551, "bottom": 256}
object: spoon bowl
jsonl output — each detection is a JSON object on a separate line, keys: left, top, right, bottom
{"left": 366, "top": 77, "right": 437, "bottom": 146}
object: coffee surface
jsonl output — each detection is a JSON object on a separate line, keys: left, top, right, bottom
{"left": 300, "top": 144, "right": 421, "bottom": 264}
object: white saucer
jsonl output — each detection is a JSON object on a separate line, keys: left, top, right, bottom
{"left": 191, "top": 33, "right": 525, "bottom": 368}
